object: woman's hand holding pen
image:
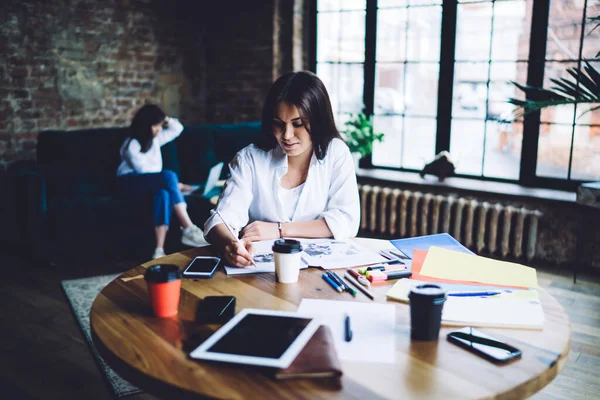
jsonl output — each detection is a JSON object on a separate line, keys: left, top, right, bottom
{"left": 223, "top": 238, "right": 255, "bottom": 267}
{"left": 241, "top": 221, "right": 280, "bottom": 242}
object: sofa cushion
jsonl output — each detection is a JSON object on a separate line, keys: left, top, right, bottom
{"left": 37, "top": 128, "right": 129, "bottom": 195}
{"left": 212, "top": 121, "right": 262, "bottom": 176}
{"left": 176, "top": 125, "right": 218, "bottom": 184}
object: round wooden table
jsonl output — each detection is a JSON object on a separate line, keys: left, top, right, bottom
{"left": 91, "top": 239, "right": 570, "bottom": 399}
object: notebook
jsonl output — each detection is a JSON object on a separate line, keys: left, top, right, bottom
{"left": 273, "top": 325, "right": 342, "bottom": 380}
{"left": 183, "top": 162, "right": 224, "bottom": 198}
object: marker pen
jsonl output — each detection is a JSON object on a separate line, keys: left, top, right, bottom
{"left": 367, "top": 269, "right": 413, "bottom": 282}
{"left": 366, "top": 264, "right": 407, "bottom": 272}
{"left": 347, "top": 268, "right": 371, "bottom": 286}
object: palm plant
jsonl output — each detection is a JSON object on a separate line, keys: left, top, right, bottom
{"left": 508, "top": 16, "right": 600, "bottom": 118}
{"left": 508, "top": 61, "right": 600, "bottom": 118}
{"left": 342, "top": 111, "right": 385, "bottom": 158}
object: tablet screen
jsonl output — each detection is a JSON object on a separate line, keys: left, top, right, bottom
{"left": 206, "top": 314, "right": 312, "bottom": 359}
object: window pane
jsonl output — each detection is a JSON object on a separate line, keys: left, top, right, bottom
{"left": 490, "top": 1, "right": 531, "bottom": 61}
{"left": 406, "top": 6, "right": 442, "bottom": 62}
{"left": 317, "top": 11, "right": 366, "bottom": 62}
{"left": 378, "top": 0, "right": 408, "bottom": 8}
{"left": 317, "top": 63, "right": 364, "bottom": 115}
{"left": 539, "top": 61, "right": 578, "bottom": 124}
{"left": 456, "top": 2, "right": 493, "bottom": 61}
{"left": 546, "top": 0, "right": 584, "bottom": 61}
{"left": 571, "top": 123, "right": 600, "bottom": 181}
{"left": 377, "top": 8, "right": 407, "bottom": 62}
{"left": 318, "top": 0, "right": 366, "bottom": 12}
{"left": 453, "top": 62, "right": 489, "bottom": 119}
{"left": 372, "top": 116, "right": 403, "bottom": 168}
{"left": 410, "top": 0, "right": 442, "bottom": 5}
{"left": 403, "top": 117, "right": 436, "bottom": 170}
{"left": 483, "top": 120, "right": 521, "bottom": 180}
{"left": 536, "top": 123, "right": 571, "bottom": 179}
{"left": 405, "top": 63, "right": 439, "bottom": 117}
{"left": 450, "top": 119, "right": 486, "bottom": 176}
{"left": 582, "top": 3, "right": 600, "bottom": 60}
{"left": 375, "top": 63, "right": 405, "bottom": 115}
{"left": 488, "top": 62, "right": 527, "bottom": 120}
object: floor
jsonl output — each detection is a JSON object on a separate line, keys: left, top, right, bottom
{"left": 0, "top": 250, "right": 598, "bottom": 400}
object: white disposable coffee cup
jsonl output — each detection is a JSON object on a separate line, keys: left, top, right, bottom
{"left": 272, "top": 239, "right": 303, "bottom": 283}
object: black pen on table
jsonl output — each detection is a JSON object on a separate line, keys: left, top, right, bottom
{"left": 344, "top": 313, "right": 353, "bottom": 342}
{"left": 328, "top": 270, "right": 356, "bottom": 296}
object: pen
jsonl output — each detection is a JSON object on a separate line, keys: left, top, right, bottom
{"left": 367, "top": 264, "right": 406, "bottom": 272}
{"left": 448, "top": 291, "right": 503, "bottom": 297}
{"left": 215, "top": 210, "right": 257, "bottom": 268}
{"left": 322, "top": 273, "right": 343, "bottom": 293}
{"left": 344, "top": 272, "right": 375, "bottom": 300}
{"left": 328, "top": 271, "right": 356, "bottom": 296}
{"left": 344, "top": 314, "right": 353, "bottom": 342}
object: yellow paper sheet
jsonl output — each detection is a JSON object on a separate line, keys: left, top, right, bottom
{"left": 419, "top": 247, "right": 538, "bottom": 288}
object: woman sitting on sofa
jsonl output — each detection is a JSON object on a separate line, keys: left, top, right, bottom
{"left": 204, "top": 71, "right": 360, "bottom": 267}
{"left": 117, "top": 104, "right": 207, "bottom": 260}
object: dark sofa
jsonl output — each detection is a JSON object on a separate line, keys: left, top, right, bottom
{"left": 8, "top": 121, "right": 262, "bottom": 264}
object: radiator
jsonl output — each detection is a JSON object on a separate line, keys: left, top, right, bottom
{"left": 359, "top": 184, "right": 543, "bottom": 260}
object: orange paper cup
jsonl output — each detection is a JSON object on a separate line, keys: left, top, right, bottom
{"left": 144, "top": 264, "right": 182, "bottom": 318}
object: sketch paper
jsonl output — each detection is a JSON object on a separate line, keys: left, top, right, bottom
{"left": 297, "top": 299, "right": 397, "bottom": 363}
{"left": 224, "top": 239, "right": 309, "bottom": 275}
{"left": 299, "top": 238, "right": 388, "bottom": 269}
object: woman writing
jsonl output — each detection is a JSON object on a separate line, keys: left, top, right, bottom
{"left": 204, "top": 71, "right": 360, "bottom": 267}
{"left": 117, "top": 104, "right": 207, "bottom": 260}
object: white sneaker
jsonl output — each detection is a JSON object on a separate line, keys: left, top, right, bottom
{"left": 181, "top": 225, "right": 209, "bottom": 247}
{"left": 152, "top": 248, "right": 166, "bottom": 260}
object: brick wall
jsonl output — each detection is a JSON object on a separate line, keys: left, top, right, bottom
{"left": 0, "top": 0, "right": 298, "bottom": 169}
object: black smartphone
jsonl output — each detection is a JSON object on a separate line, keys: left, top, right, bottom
{"left": 182, "top": 256, "right": 220, "bottom": 278}
{"left": 196, "top": 296, "right": 236, "bottom": 324}
{"left": 447, "top": 327, "right": 522, "bottom": 363}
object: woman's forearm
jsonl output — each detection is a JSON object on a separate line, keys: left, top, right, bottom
{"left": 281, "top": 219, "right": 333, "bottom": 238}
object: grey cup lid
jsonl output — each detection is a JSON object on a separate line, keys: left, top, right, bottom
{"left": 272, "top": 239, "right": 303, "bottom": 254}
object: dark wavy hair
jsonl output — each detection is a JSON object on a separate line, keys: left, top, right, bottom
{"left": 129, "top": 104, "right": 166, "bottom": 153}
{"left": 257, "top": 71, "right": 341, "bottom": 160}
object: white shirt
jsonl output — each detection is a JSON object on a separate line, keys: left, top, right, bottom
{"left": 278, "top": 181, "right": 305, "bottom": 220}
{"left": 116, "top": 118, "right": 183, "bottom": 176}
{"left": 204, "top": 138, "right": 360, "bottom": 240}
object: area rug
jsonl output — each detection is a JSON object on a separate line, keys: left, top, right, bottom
{"left": 61, "top": 274, "right": 143, "bottom": 399}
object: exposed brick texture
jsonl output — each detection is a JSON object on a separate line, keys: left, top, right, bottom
{"left": 0, "top": 0, "right": 305, "bottom": 169}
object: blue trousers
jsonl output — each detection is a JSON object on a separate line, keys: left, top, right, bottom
{"left": 117, "top": 170, "right": 185, "bottom": 226}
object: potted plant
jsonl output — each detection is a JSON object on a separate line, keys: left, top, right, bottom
{"left": 342, "top": 111, "right": 385, "bottom": 168}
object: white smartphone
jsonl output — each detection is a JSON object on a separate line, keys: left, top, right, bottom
{"left": 182, "top": 256, "right": 221, "bottom": 278}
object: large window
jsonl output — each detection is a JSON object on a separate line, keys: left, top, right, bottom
{"left": 314, "top": 0, "right": 600, "bottom": 190}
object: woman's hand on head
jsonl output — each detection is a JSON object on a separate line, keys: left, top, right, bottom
{"left": 222, "top": 239, "right": 254, "bottom": 268}
{"left": 241, "top": 221, "right": 280, "bottom": 242}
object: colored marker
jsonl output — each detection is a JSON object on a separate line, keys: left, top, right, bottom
{"left": 322, "top": 273, "right": 343, "bottom": 293}
{"left": 367, "top": 264, "right": 406, "bottom": 272}
{"left": 367, "top": 269, "right": 413, "bottom": 282}
{"left": 347, "top": 269, "right": 371, "bottom": 287}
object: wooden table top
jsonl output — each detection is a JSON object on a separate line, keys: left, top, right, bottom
{"left": 91, "top": 239, "right": 570, "bottom": 400}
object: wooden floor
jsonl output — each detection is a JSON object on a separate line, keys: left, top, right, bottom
{"left": 0, "top": 250, "right": 598, "bottom": 400}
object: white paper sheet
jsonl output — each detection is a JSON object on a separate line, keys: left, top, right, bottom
{"left": 300, "top": 238, "right": 388, "bottom": 269}
{"left": 297, "top": 299, "right": 397, "bottom": 364}
{"left": 224, "top": 239, "right": 308, "bottom": 275}
{"left": 442, "top": 295, "right": 545, "bottom": 329}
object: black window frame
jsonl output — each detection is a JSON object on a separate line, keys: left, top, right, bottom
{"left": 309, "top": 0, "right": 597, "bottom": 192}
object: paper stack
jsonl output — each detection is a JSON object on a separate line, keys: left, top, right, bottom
{"left": 386, "top": 242, "right": 544, "bottom": 330}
